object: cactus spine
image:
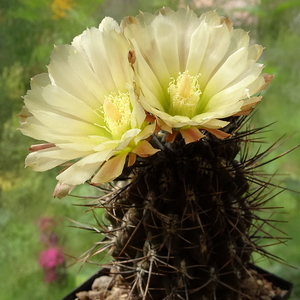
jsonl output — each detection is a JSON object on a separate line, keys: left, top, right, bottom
{"left": 86, "top": 116, "right": 288, "bottom": 300}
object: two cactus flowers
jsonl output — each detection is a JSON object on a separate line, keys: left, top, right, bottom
{"left": 19, "top": 7, "right": 273, "bottom": 199}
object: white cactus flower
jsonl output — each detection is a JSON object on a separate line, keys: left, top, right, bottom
{"left": 19, "top": 17, "right": 158, "bottom": 198}
{"left": 122, "top": 8, "right": 272, "bottom": 143}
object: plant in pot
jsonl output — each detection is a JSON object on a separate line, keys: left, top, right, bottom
{"left": 18, "top": 7, "right": 295, "bottom": 300}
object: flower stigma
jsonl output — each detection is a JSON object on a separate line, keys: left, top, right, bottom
{"left": 94, "top": 92, "right": 132, "bottom": 140}
{"left": 168, "top": 71, "right": 201, "bottom": 118}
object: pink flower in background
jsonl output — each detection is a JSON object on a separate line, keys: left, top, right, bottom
{"left": 39, "top": 247, "right": 65, "bottom": 269}
{"left": 40, "top": 232, "right": 59, "bottom": 246}
{"left": 36, "top": 217, "right": 60, "bottom": 246}
{"left": 44, "top": 269, "right": 58, "bottom": 283}
{"left": 36, "top": 216, "right": 66, "bottom": 282}
{"left": 39, "top": 247, "right": 65, "bottom": 282}
{"left": 37, "top": 216, "right": 57, "bottom": 232}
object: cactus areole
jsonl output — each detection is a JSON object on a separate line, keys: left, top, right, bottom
{"left": 19, "top": 7, "right": 293, "bottom": 300}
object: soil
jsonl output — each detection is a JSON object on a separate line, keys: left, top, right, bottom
{"left": 74, "top": 267, "right": 289, "bottom": 300}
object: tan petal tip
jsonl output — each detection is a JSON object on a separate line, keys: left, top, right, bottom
{"left": 53, "top": 182, "right": 75, "bottom": 199}
{"left": 180, "top": 127, "right": 205, "bottom": 144}
{"left": 133, "top": 140, "right": 160, "bottom": 157}
{"left": 206, "top": 129, "right": 231, "bottom": 140}
{"left": 260, "top": 73, "right": 274, "bottom": 91}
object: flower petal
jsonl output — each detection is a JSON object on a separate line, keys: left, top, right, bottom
{"left": 91, "top": 153, "right": 128, "bottom": 184}
{"left": 180, "top": 127, "right": 205, "bottom": 144}
{"left": 29, "top": 143, "right": 56, "bottom": 152}
{"left": 53, "top": 182, "right": 75, "bottom": 199}
{"left": 25, "top": 150, "right": 69, "bottom": 172}
{"left": 133, "top": 140, "right": 160, "bottom": 157}
{"left": 233, "top": 96, "right": 262, "bottom": 116}
{"left": 56, "top": 160, "right": 101, "bottom": 185}
{"left": 124, "top": 8, "right": 268, "bottom": 136}
{"left": 19, "top": 21, "right": 157, "bottom": 191}
{"left": 206, "top": 129, "right": 231, "bottom": 139}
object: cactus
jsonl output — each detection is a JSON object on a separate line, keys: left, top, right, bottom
{"left": 18, "top": 7, "right": 295, "bottom": 300}
{"left": 85, "top": 116, "right": 292, "bottom": 300}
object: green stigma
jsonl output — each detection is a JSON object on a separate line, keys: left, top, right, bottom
{"left": 168, "top": 71, "right": 201, "bottom": 118}
{"left": 95, "top": 91, "right": 132, "bottom": 140}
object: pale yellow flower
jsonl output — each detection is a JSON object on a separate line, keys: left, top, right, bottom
{"left": 122, "top": 8, "right": 272, "bottom": 142}
{"left": 19, "top": 17, "right": 158, "bottom": 198}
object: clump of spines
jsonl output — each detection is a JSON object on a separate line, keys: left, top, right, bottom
{"left": 79, "top": 116, "right": 292, "bottom": 300}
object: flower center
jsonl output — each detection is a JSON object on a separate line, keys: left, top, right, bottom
{"left": 96, "top": 92, "right": 131, "bottom": 140}
{"left": 168, "top": 71, "right": 201, "bottom": 118}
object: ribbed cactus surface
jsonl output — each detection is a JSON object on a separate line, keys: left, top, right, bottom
{"left": 100, "top": 117, "right": 277, "bottom": 300}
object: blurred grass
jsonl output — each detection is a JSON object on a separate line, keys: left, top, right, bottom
{"left": 0, "top": 0, "right": 300, "bottom": 299}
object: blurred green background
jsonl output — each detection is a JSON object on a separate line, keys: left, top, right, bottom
{"left": 0, "top": 0, "right": 300, "bottom": 299}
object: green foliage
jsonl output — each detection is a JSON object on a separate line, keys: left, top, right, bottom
{"left": 244, "top": 2, "right": 300, "bottom": 299}
{"left": 1, "top": 0, "right": 300, "bottom": 299}
{"left": 253, "top": 0, "right": 300, "bottom": 38}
